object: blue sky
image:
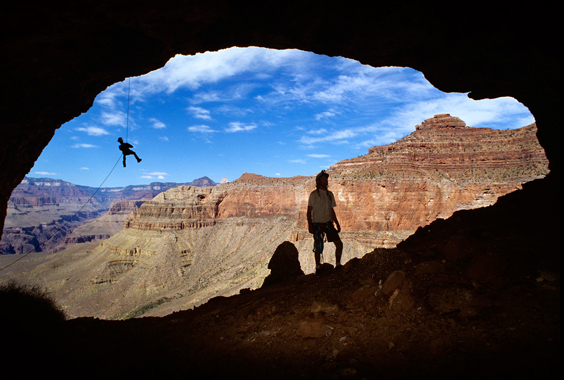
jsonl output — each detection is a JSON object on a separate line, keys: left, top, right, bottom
{"left": 29, "top": 47, "right": 535, "bottom": 188}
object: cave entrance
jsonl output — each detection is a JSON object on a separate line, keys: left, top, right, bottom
{"left": 1, "top": 47, "right": 551, "bottom": 317}
{"left": 27, "top": 47, "right": 535, "bottom": 189}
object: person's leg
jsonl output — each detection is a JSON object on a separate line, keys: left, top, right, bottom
{"left": 122, "top": 155, "right": 126, "bottom": 167}
{"left": 313, "top": 223, "right": 325, "bottom": 272}
{"left": 133, "top": 152, "right": 141, "bottom": 162}
{"left": 314, "top": 250, "right": 321, "bottom": 268}
{"left": 334, "top": 239, "right": 343, "bottom": 267}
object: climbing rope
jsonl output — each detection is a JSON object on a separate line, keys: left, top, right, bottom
{"left": 126, "top": 77, "right": 130, "bottom": 143}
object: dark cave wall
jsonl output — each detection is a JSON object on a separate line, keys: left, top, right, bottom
{"left": 0, "top": 1, "right": 560, "bottom": 236}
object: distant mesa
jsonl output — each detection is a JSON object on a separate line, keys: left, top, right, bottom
{"left": 185, "top": 176, "right": 216, "bottom": 187}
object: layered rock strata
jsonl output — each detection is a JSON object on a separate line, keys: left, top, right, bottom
{"left": 61, "top": 200, "right": 145, "bottom": 246}
{"left": 337, "top": 115, "right": 547, "bottom": 183}
{"left": 1, "top": 177, "right": 216, "bottom": 255}
{"left": 125, "top": 116, "right": 549, "bottom": 250}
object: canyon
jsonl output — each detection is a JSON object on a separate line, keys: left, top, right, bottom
{"left": 0, "top": 176, "right": 217, "bottom": 255}
{"left": 0, "top": 115, "right": 549, "bottom": 320}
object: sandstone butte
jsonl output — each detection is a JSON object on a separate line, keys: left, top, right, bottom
{"left": 6, "top": 114, "right": 548, "bottom": 319}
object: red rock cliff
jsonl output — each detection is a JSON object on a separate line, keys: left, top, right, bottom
{"left": 125, "top": 116, "right": 549, "bottom": 248}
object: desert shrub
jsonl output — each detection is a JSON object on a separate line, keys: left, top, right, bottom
{"left": 0, "top": 281, "right": 70, "bottom": 377}
{"left": 0, "top": 280, "right": 66, "bottom": 325}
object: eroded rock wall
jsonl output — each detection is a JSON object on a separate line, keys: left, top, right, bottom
{"left": 125, "top": 117, "right": 549, "bottom": 249}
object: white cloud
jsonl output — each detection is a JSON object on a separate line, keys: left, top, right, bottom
{"left": 80, "top": 167, "right": 90, "bottom": 170}
{"left": 356, "top": 132, "right": 401, "bottom": 150}
{"left": 289, "top": 159, "right": 306, "bottom": 164}
{"left": 298, "top": 122, "right": 401, "bottom": 148}
{"left": 71, "top": 143, "right": 98, "bottom": 148}
{"left": 312, "top": 74, "right": 373, "bottom": 103}
{"left": 190, "top": 83, "right": 259, "bottom": 105}
{"left": 140, "top": 172, "right": 168, "bottom": 180}
{"left": 147, "top": 172, "right": 168, "bottom": 176}
{"left": 314, "top": 110, "right": 337, "bottom": 120}
{"left": 187, "top": 106, "right": 212, "bottom": 120}
{"left": 95, "top": 47, "right": 314, "bottom": 110}
{"left": 307, "top": 154, "right": 330, "bottom": 158}
{"left": 188, "top": 125, "right": 216, "bottom": 133}
{"left": 34, "top": 171, "right": 56, "bottom": 176}
{"left": 225, "top": 122, "right": 257, "bottom": 133}
{"left": 255, "top": 64, "right": 430, "bottom": 109}
{"left": 190, "top": 91, "right": 222, "bottom": 103}
{"left": 382, "top": 94, "right": 533, "bottom": 132}
{"left": 148, "top": 118, "right": 166, "bottom": 129}
{"left": 132, "top": 47, "right": 310, "bottom": 95}
{"left": 75, "top": 126, "right": 109, "bottom": 136}
{"left": 214, "top": 105, "right": 253, "bottom": 117}
{"left": 101, "top": 111, "right": 127, "bottom": 127}
{"left": 297, "top": 91, "right": 534, "bottom": 150}
{"left": 96, "top": 97, "right": 116, "bottom": 107}
{"left": 307, "top": 128, "right": 328, "bottom": 135}
{"left": 299, "top": 128, "right": 359, "bottom": 145}
{"left": 159, "top": 136, "right": 169, "bottom": 141}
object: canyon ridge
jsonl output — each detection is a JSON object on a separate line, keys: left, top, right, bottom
{"left": 1, "top": 176, "right": 218, "bottom": 255}
{"left": 0, "top": 115, "right": 549, "bottom": 319}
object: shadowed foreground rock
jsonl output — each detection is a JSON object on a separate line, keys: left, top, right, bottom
{"left": 262, "top": 241, "right": 304, "bottom": 287}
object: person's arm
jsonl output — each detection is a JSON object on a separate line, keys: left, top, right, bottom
{"left": 331, "top": 208, "right": 341, "bottom": 232}
{"left": 307, "top": 206, "right": 314, "bottom": 234}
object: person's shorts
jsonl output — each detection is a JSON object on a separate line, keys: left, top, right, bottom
{"left": 314, "top": 221, "right": 340, "bottom": 243}
{"left": 325, "top": 223, "right": 340, "bottom": 242}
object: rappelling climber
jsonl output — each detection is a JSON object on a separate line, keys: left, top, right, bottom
{"left": 117, "top": 137, "right": 142, "bottom": 167}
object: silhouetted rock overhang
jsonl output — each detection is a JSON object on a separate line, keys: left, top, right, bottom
{"left": 0, "top": 1, "right": 559, "bottom": 240}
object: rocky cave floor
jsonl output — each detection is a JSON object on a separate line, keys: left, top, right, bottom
{"left": 4, "top": 183, "right": 560, "bottom": 380}
{"left": 7, "top": 245, "right": 559, "bottom": 380}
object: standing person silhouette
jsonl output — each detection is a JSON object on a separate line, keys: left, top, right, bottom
{"left": 117, "top": 137, "right": 141, "bottom": 167}
{"left": 307, "top": 170, "right": 343, "bottom": 275}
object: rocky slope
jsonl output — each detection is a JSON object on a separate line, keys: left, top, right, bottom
{"left": 0, "top": 115, "right": 549, "bottom": 320}
{"left": 60, "top": 200, "right": 145, "bottom": 246}
{"left": 1, "top": 178, "right": 559, "bottom": 380}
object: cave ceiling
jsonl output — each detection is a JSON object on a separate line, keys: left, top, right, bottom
{"left": 0, "top": 1, "right": 559, "bottom": 234}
